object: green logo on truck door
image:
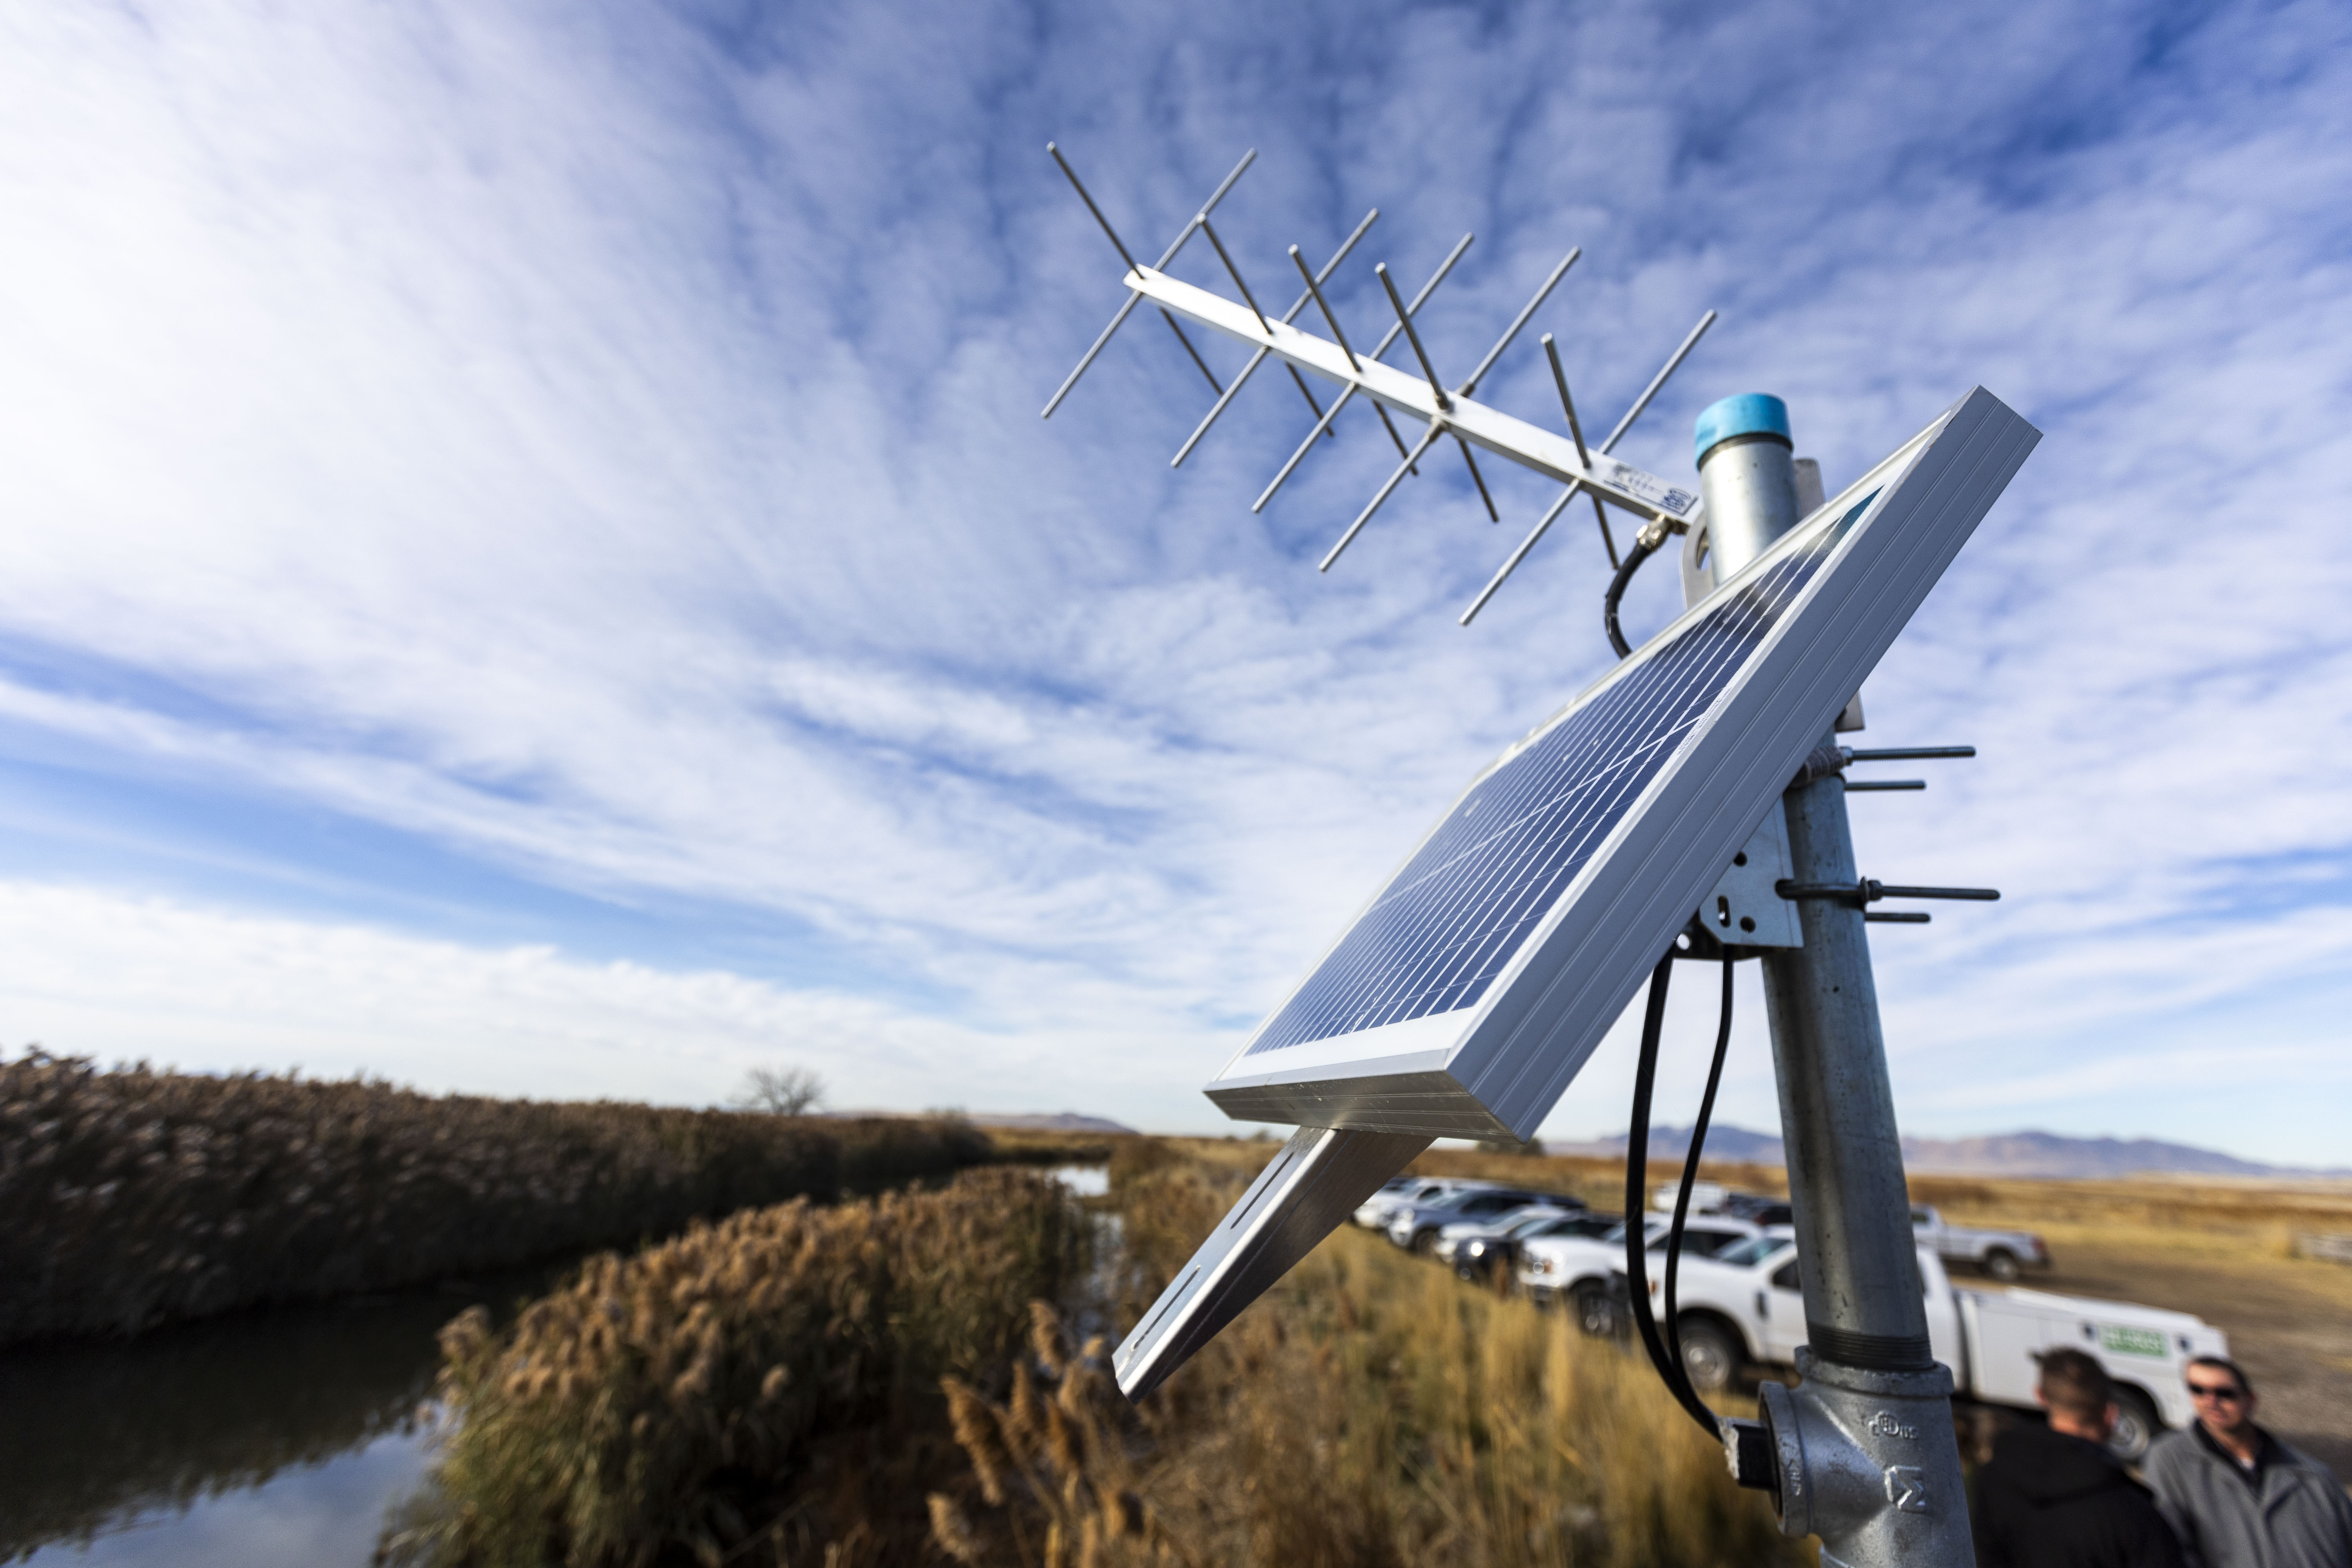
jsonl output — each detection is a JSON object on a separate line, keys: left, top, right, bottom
{"left": 2099, "top": 1325, "right": 2167, "bottom": 1358}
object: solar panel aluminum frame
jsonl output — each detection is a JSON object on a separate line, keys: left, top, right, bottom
{"left": 1202, "top": 386, "right": 2039, "bottom": 1142}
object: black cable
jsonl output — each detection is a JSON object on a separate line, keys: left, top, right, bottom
{"left": 1623, "top": 953, "right": 1710, "bottom": 1433}
{"left": 1663, "top": 954, "right": 1736, "bottom": 1383}
{"left": 1624, "top": 946, "right": 1738, "bottom": 1439}
{"left": 1602, "top": 533, "right": 1657, "bottom": 659}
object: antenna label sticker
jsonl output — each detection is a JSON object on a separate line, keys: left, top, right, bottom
{"left": 1605, "top": 461, "right": 1698, "bottom": 517}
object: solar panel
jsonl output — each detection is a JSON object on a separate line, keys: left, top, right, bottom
{"left": 1114, "top": 387, "right": 2038, "bottom": 1399}
{"left": 1245, "top": 524, "right": 1844, "bottom": 1056}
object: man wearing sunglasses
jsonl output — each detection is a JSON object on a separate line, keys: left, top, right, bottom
{"left": 2145, "top": 1357, "right": 2352, "bottom": 1568}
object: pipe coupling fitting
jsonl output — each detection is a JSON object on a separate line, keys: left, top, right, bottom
{"left": 1756, "top": 1350, "right": 1972, "bottom": 1568}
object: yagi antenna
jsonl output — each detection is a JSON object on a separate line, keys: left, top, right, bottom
{"left": 1040, "top": 143, "right": 1717, "bottom": 620}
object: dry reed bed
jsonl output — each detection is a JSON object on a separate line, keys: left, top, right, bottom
{"left": 0, "top": 1051, "right": 991, "bottom": 1343}
{"left": 921, "top": 1138, "right": 1803, "bottom": 1568}
{"left": 383, "top": 1166, "right": 1074, "bottom": 1568}
{"left": 383, "top": 1139, "right": 1799, "bottom": 1566}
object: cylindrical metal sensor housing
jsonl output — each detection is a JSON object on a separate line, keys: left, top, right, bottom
{"left": 1696, "top": 393, "right": 1802, "bottom": 579}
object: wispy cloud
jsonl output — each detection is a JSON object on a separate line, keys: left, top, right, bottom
{"left": 0, "top": 0, "right": 2346, "bottom": 1163}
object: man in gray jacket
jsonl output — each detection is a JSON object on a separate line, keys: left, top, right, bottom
{"left": 2144, "top": 1357, "right": 2352, "bottom": 1568}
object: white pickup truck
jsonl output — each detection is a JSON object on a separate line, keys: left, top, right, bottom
{"left": 1912, "top": 1203, "right": 2051, "bottom": 1282}
{"left": 1635, "top": 1235, "right": 2227, "bottom": 1460}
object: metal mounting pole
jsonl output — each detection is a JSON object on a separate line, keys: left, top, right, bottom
{"left": 1686, "top": 394, "right": 1972, "bottom": 1568}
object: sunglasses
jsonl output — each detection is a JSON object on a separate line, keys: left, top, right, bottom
{"left": 2186, "top": 1384, "right": 2244, "bottom": 1401}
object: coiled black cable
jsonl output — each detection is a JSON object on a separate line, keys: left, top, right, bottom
{"left": 1602, "top": 532, "right": 1658, "bottom": 659}
{"left": 1623, "top": 946, "right": 1738, "bottom": 1438}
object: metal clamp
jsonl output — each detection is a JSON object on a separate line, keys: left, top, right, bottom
{"left": 1776, "top": 879, "right": 1999, "bottom": 907}
{"left": 1791, "top": 742, "right": 1975, "bottom": 794}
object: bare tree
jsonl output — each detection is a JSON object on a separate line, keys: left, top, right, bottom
{"left": 730, "top": 1065, "right": 826, "bottom": 1117}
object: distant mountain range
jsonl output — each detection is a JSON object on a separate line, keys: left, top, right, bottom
{"left": 822, "top": 1109, "right": 1135, "bottom": 1135}
{"left": 963, "top": 1111, "right": 1136, "bottom": 1136}
{"left": 1547, "top": 1124, "right": 2350, "bottom": 1180}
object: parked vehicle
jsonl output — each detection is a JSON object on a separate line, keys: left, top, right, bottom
{"left": 1653, "top": 1181, "right": 1733, "bottom": 1213}
{"left": 1647, "top": 1182, "right": 1791, "bottom": 1227}
{"left": 1720, "top": 1194, "right": 1794, "bottom": 1226}
{"left": 1619, "top": 1236, "right": 2223, "bottom": 1461}
{"left": 1352, "top": 1176, "right": 1487, "bottom": 1230}
{"left": 1912, "top": 1204, "right": 2051, "bottom": 1281}
{"left": 1435, "top": 1208, "right": 1616, "bottom": 1282}
{"left": 1387, "top": 1186, "right": 1566, "bottom": 1252}
{"left": 1518, "top": 1213, "right": 1766, "bottom": 1334}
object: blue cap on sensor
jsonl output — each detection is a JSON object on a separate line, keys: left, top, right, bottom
{"left": 1694, "top": 393, "right": 1791, "bottom": 467}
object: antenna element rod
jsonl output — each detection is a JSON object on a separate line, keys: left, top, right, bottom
{"left": 1544, "top": 332, "right": 1618, "bottom": 568}
{"left": 1600, "top": 309, "right": 1717, "bottom": 454}
{"left": 1278, "top": 238, "right": 1416, "bottom": 466}
{"left": 1546, "top": 335, "right": 1594, "bottom": 467}
{"left": 1457, "top": 247, "right": 1580, "bottom": 397}
{"left": 1376, "top": 263, "right": 1451, "bottom": 411}
{"left": 1199, "top": 217, "right": 1272, "bottom": 333}
{"left": 1153, "top": 150, "right": 1256, "bottom": 270}
{"left": 1047, "top": 142, "right": 1141, "bottom": 272}
{"left": 1457, "top": 440, "right": 1500, "bottom": 521}
{"left": 1039, "top": 144, "right": 1256, "bottom": 418}
{"left": 1166, "top": 316, "right": 1225, "bottom": 394}
{"left": 1322, "top": 421, "right": 1443, "bottom": 570}
{"left": 1171, "top": 209, "right": 1375, "bottom": 467}
{"left": 1290, "top": 245, "right": 1361, "bottom": 368}
{"left": 1046, "top": 142, "right": 1225, "bottom": 398}
{"left": 1042, "top": 295, "right": 1146, "bottom": 420}
{"left": 1460, "top": 483, "right": 1581, "bottom": 624}
{"left": 1251, "top": 234, "right": 1471, "bottom": 511}
{"left": 1199, "top": 216, "right": 1327, "bottom": 423}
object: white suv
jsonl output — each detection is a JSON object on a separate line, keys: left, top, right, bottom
{"left": 1351, "top": 1176, "right": 1488, "bottom": 1230}
{"left": 1518, "top": 1213, "right": 1764, "bottom": 1333}
{"left": 1385, "top": 1186, "right": 1551, "bottom": 1252}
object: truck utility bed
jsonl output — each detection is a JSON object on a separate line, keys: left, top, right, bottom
{"left": 1955, "top": 1286, "right": 2228, "bottom": 1432}
{"left": 1613, "top": 1236, "right": 2230, "bottom": 1459}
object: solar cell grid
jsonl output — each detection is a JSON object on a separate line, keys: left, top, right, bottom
{"left": 1247, "top": 516, "right": 1850, "bottom": 1056}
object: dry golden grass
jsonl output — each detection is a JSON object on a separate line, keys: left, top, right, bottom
{"left": 979, "top": 1128, "right": 1126, "bottom": 1167}
{"left": 931, "top": 1143, "right": 1808, "bottom": 1568}
{"left": 0, "top": 1050, "right": 991, "bottom": 1343}
{"left": 1907, "top": 1171, "right": 2352, "bottom": 1244}
{"left": 383, "top": 1166, "right": 1074, "bottom": 1568}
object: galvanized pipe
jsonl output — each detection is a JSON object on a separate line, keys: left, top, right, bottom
{"left": 1690, "top": 393, "right": 1971, "bottom": 1568}
{"left": 1755, "top": 773, "right": 1935, "bottom": 1368}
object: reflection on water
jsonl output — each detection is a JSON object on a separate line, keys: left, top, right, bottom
{"left": 0, "top": 1270, "right": 556, "bottom": 1566}
{"left": 1049, "top": 1163, "right": 1111, "bottom": 1198}
{"left": 16, "top": 1432, "right": 428, "bottom": 1568}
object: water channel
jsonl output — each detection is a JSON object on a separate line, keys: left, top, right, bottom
{"left": 0, "top": 1165, "right": 1110, "bottom": 1566}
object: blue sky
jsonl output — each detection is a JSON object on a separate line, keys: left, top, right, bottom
{"left": 1, "top": 0, "right": 2347, "bottom": 1164}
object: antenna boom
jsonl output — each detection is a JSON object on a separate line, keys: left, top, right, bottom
{"left": 1127, "top": 266, "right": 1699, "bottom": 524}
